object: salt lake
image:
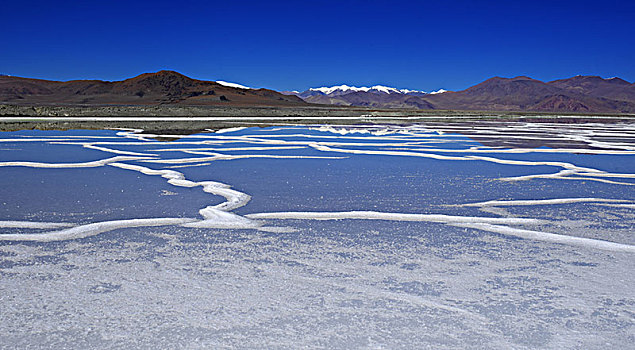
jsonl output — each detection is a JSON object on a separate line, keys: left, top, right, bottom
{"left": 0, "top": 121, "right": 633, "bottom": 348}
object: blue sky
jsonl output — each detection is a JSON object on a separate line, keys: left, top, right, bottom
{"left": 2, "top": 0, "right": 634, "bottom": 92}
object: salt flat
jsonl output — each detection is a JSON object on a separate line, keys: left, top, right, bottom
{"left": 0, "top": 122, "right": 633, "bottom": 348}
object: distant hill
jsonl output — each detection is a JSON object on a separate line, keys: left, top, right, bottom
{"left": 3, "top": 72, "right": 635, "bottom": 114}
{"left": 303, "top": 91, "right": 435, "bottom": 109}
{"left": 297, "top": 85, "right": 430, "bottom": 98}
{"left": 547, "top": 75, "right": 635, "bottom": 103}
{"left": 425, "top": 76, "right": 635, "bottom": 113}
{"left": 286, "top": 84, "right": 443, "bottom": 109}
{"left": 292, "top": 76, "right": 635, "bottom": 113}
{"left": 0, "top": 71, "right": 306, "bottom": 107}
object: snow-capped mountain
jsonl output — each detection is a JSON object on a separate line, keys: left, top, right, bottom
{"left": 285, "top": 84, "right": 447, "bottom": 109}
{"left": 298, "top": 84, "right": 432, "bottom": 98}
{"left": 311, "top": 84, "right": 423, "bottom": 95}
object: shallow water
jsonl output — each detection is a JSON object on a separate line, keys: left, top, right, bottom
{"left": 0, "top": 122, "right": 634, "bottom": 348}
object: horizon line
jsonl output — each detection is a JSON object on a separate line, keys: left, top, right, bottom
{"left": 2, "top": 70, "right": 632, "bottom": 93}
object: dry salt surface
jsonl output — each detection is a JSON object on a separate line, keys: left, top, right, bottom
{"left": 0, "top": 122, "right": 634, "bottom": 349}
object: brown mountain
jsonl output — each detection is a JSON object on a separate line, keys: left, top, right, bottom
{"left": 547, "top": 75, "right": 635, "bottom": 103}
{"left": 425, "top": 76, "right": 635, "bottom": 113}
{"left": 0, "top": 71, "right": 306, "bottom": 107}
{"left": 425, "top": 76, "right": 561, "bottom": 110}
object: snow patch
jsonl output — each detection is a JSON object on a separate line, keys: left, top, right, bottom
{"left": 215, "top": 80, "right": 251, "bottom": 89}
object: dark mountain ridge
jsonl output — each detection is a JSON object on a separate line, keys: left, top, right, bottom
{"left": 424, "top": 75, "right": 635, "bottom": 113}
{"left": 0, "top": 71, "right": 306, "bottom": 107}
{"left": 547, "top": 75, "right": 635, "bottom": 103}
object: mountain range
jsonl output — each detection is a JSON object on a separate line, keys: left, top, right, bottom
{"left": 0, "top": 71, "right": 305, "bottom": 107}
{"left": 292, "top": 85, "right": 439, "bottom": 97}
{"left": 289, "top": 76, "right": 635, "bottom": 113}
{"left": 2, "top": 71, "right": 635, "bottom": 114}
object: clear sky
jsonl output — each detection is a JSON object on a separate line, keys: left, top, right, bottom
{"left": 2, "top": 0, "right": 634, "bottom": 92}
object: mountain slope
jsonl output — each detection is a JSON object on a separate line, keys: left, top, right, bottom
{"left": 305, "top": 91, "right": 435, "bottom": 109}
{"left": 547, "top": 76, "right": 635, "bottom": 103}
{"left": 425, "top": 76, "right": 563, "bottom": 110}
{"left": 292, "top": 84, "right": 438, "bottom": 109}
{"left": 0, "top": 71, "right": 306, "bottom": 107}
{"left": 424, "top": 76, "right": 635, "bottom": 113}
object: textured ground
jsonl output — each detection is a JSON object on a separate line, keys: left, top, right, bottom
{"left": 1, "top": 123, "right": 634, "bottom": 349}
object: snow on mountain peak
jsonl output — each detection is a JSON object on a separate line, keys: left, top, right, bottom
{"left": 398, "top": 88, "right": 425, "bottom": 94}
{"left": 308, "top": 84, "right": 428, "bottom": 95}
{"left": 309, "top": 85, "right": 370, "bottom": 94}
{"left": 429, "top": 89, "right": 448, "bottom": 94}
{"left": 216, "top": 80, "right": 251, "bottom": 89}
{"left": 369, "top": 85, "right": 402, "bottom": 94}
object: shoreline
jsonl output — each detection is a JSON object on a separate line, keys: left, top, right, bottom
{"left": 2, "top": 104, "right": 635, "bottom": 132}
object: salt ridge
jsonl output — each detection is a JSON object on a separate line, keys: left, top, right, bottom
{"left": 459, "top": 198, "right": 632, "bottom": 207}
{"left": 0, "top": 218, "right": 197, "bottom": 242}
{"left": 454, "top": 223, "right": 635, "bottom": 253}
{"left": 1, "top": 124, "right": 634, "bottom": 249}
{"left": 245, "top": 211, "right": 545, "bottom": 225}
{"left": 0, "top": 221, "right": 75, "bottom": 229}
{"left": 0, "top": 156, "right": 152, "bottom": 168}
